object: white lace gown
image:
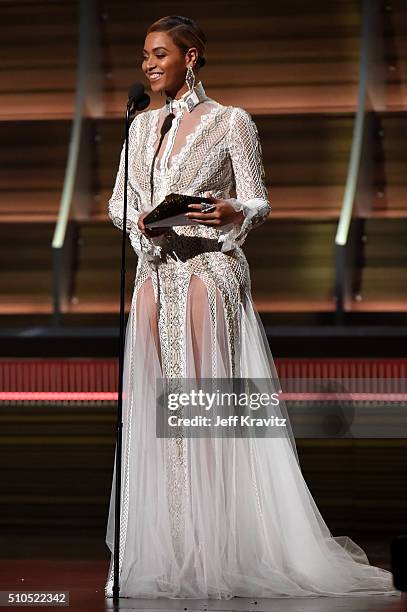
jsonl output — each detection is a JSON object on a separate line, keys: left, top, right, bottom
{"left": 104, "top": 82, "right": 399, "bottom": 599}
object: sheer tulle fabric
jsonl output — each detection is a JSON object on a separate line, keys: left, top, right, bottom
{"left": 106, "top": 83, "right": 398, "bottom": 599}
{"left": 105, "top": 276, "right": 398, "bottom": 599}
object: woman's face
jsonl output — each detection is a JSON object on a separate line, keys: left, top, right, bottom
{"left": 142, "top": 31, "right": 196, "bottom": 98}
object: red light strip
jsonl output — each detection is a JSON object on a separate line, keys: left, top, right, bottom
{"left": 0, "top": 392, "right": 406, "bottom": 402}
{"left": 0, "top": 392, "right": 117, "bottom": 401}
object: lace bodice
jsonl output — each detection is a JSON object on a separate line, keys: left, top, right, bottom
{"left": 108, "top": 81, "right": 271, "bottom": 260}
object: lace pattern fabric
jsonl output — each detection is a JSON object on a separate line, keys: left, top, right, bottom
{"left": 104, "top": 84, "right": 399, "bottom": 600}
{"left": 107, "top": 93, "right": 271, "bottom": 259}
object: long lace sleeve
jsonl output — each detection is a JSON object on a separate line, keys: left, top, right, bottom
{"left": 218, "top": 107, "right": 271, "bottom": 253}
{"left": 108, "top": 116, "right": 163, "bottom": 260}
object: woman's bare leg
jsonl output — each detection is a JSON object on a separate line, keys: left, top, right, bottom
{"left": 136, "top": 277, "right": 162, "bottom": 368}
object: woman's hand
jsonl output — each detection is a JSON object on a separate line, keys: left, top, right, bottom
{"left": 137, "top": 212, "right": 168, "bottom": 238}
{"left": 185, "top": 197, "right": 244, "bottom": 227}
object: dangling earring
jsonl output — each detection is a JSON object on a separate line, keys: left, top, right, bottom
{"left": 185, "top": 65, "right": 196, "bottom": 92}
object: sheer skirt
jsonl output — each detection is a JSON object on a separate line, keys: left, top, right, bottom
{"left": 105, "top": 253, "right": 399, "bottom": 599}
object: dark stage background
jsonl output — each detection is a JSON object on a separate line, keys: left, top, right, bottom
{"left": 0, "top": 0, "right": 406, "bottom": 607}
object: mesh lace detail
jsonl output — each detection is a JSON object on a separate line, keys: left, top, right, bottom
{"left": 104, "top": 87, "right": 398, "bottom": 601}
{"left": 220, "top": 107, "right": 271, "bottom": 250}
{"left": 108, "top": 115, "right": 141, "bottom": 234}
{"left": 107, "top": 96, "right": 271, "bottom": 259}
{"left": 105, "top": 89, "right": 271, "bottom": 597}
{"left": 107, "top": 114, "right": 162, "bottom": 260}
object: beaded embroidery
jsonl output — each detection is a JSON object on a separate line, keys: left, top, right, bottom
{"left": 105, "top": 82, "right": 270, "bottom": 596}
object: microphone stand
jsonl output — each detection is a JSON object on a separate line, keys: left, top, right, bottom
{"left": 112, "top": 92, "right": 169, "bottom": 602}
{"left": 113, "top": 99, "right": 132, "bottom": 602}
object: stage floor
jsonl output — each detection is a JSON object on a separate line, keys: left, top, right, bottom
{"left": 0, "top": 530, "right": 402, "bottom": 611}
{"left": 0, "top": 557, "right": 402, "bottom": 612}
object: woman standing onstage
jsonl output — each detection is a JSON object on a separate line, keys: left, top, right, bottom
{"left": 105, "top": 15, "right": 398, "bottom": 600}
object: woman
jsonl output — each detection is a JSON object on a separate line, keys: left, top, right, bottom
{"left": 105, "top": 15, "right": 399, "bottom": 600}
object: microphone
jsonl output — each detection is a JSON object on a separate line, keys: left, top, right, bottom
{"left": 150, "top": 112, "right": 175, "bottom": 203}
{"left": 127, "top": 82, "right": 150, "bottom": 113}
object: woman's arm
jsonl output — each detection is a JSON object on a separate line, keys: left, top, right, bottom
{"left": 185, "top": 107, "right": 271, "bottom": 252}
{"left": 219, "top": 107, "right": 271, "bottom": 251}
{"left": 108, "top": 115, "right": 163, "bottom": 259}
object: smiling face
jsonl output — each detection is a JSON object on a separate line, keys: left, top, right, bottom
{"left": 142, "top": 31, "right": 198, "bottom": 99}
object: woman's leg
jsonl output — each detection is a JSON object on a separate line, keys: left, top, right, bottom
{"left": 187, "top": 274, "right": 209, "bottom": 380}
{"left": 186, "top": 273, "right": 233, "bottom": 380}
{"left": 135, "top": 277, "right": 162, "bottom": 368}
